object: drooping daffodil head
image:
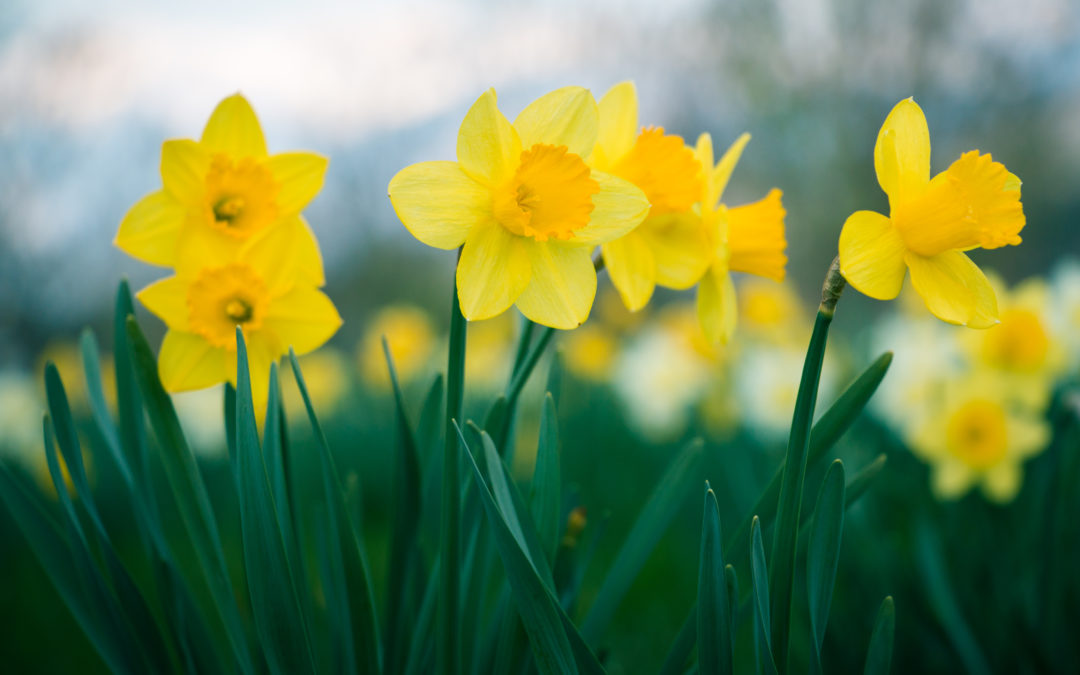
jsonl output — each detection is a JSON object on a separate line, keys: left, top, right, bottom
{"left": 838, "top": 97, "right": 1026, "bottom": 328}
{"left": 116, "top": 94, "right": 328, "bottom": 286}
{"left": 388, "top": 87, "right": 650, "bottom": 330}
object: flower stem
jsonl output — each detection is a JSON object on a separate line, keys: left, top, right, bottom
{"left": 769, "top": 255, "right": 845, "bottom": 674}
{"left": 439, "top": 260, "right": 467, "bottom": 675}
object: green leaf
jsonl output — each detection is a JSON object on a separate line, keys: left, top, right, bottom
{"left": 125, "top": 316, "right": 254, "bottom": 674}
{"left": 79, "top": 330, "right": 128, "bottom": 483}
{"left": 582, "top": 438, "right": 704, "bottom": 642}
{"left": 724, "top": 564, "right": 738, "bottom": 662}
{"left": 234, "top": 333, "right": 317, "bottom": 674}
{"left": 454, "top": 424, "right": 578, "bottom": 675}
{"left": 113, "top": 281, "right": 157, "bottom": 518}
{"left": 289, "top": 349, "right": 381, "bottom": 674}
{"left": 726, "top": 352, "right": 891, "bottom": 563}
{"left": 440, "top": 277, "right": 468, "bottom": 675}
{"left": 750, "top": 517, "right": 778, "bottom": 675}
{"left": 531, "top": 393, "right": 562, "bottom": 565}
{"left": 844, "top": 454, "right": 887, "bottom": 507}
{"left": 770, "top": 309, "right": 834, "bottom": 674}
{"left": 863, "top": 597, "right": 895, "bottom": 675}
{"left": 546, "top": 348, "right": 563, "bottom": 409}
{"left": 383, "top": 336, "right": 423, "bottom": 673}
{"left": 698, "top": 483, "right": 732, "bottom": 675}
{"left": 807, "top": 460, "right": 846, "bottom": 674}
{"left": 404, "top": 556, "right": 441, "bottom": 675}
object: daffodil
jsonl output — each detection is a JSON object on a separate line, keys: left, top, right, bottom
{"left": 136, "top": 225, "right": 342, "bottom": 413}
{"left": 590, "top": 82, "right": 707, "bottom": 311}
{"left": 359, "top": 305, "right": 437, "bottom": 387}
{"left": 692, "top": 133, "right": 788, "bottom": 344}
{"left": 116, "top": 94, "right": 328, "bottom": 286}
{"left": 562, "top": 323, "right": 618, "bottom": 382}
{"left": 838, "top": 98, "right": 1026, "bottom": 328}
{"left": 388, "top": 87, "right": 650, "bottom": 329}
{"left": 908, "top": 374, "right": 1048, "bottom": 503}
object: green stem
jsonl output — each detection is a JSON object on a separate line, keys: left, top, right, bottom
{"left": 439, "top": 260, "right": 468, "bottom": 675}
{"left": 769, "top": 256, "right": 845, "bottom": 674}
{"left": 509, "top": 317, "right": 537, "bottom": 380}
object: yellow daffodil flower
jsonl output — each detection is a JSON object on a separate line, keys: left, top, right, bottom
{"left": 838, "top": 98, "right": 1026, "bottom": 327}
{"left": 562, "top": 323, "right": 618, "bottom": 382}
{"left": 590, "top": 82, "right": 707, "bottom": 311}
{"left": 908, "top": 374, "right": 1048, "bottom": 503}
{"left": 358, "top": 305, "right": 437, "bottom": 387}
{"left": 116, "top": 94, "right": 328, "bottom": 286}
{"left": 388, "top": 87, "right": 650, "bottom": 329}
{"left": 136, "top": 226, "right": 342, "bottom": 413}
{"left": 692, "top": 133, "right": 788, "bottom": 344}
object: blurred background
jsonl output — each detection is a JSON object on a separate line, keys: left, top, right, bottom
{"left": 1, "top": 0, "right": 1079, "bottom": 672}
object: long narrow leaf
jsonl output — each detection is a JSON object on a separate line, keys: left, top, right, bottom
{"left": 751, "top": 517, "right": 778, "bottom": 675}
{"left": 698, "top": 483, "right": 732, "bottom": 675}
{"left": 863, "top": 597, "right": 895, "bottom": 675}
{"left": 807, "top": 460, "right": 846, "bottom": 674}
{"left": 531, "top": 393, "right": 562, "bottom": 564}
{"left": 582, "top": 438, "right": 704, "bottom": 641}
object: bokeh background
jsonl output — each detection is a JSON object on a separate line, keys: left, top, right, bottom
{"left": 2, "top": 0, "right": 1079, "bottom": 672}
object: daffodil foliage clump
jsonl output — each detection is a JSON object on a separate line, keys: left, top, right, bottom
{"left": 2, "top": 87, "right": 1078, "bottom": 675}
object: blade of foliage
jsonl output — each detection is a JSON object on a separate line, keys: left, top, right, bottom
{"left": 531, "top": 393, "right": 562, "bottom": 564}
{"left": 770, "top": 309, "right": 834, "bottom": 673}
{"left": 454, "top": 424, "right": 578, "bottom": 675}
{"left": 113, "top": 282, "right": 158, "bottom": 519}
{"left": 582, "top": 438, "right": 704, "bottom": 642}
{"left": 727, "top": 352, "right": 891, "bottom": 562}
{"left": 383, "top": 337, "right": 423, "bottom": 673}
{"left": 235, "top": 335, "right": 317, "bottom": 674}
{"left": 45, "top": 368, "right": 175, "bottom": 672}
{"left": 863, "top": 596, "right": 895, "bottom": 675}
{"left": 751, "top": 517, "right": 778, "bottom": 675}
{"left": 546, "top": 348, "right": 563, "bottom": 408}
{"left": 440, "top": 279, "right": 468, "bottom": 675}
{"left": 289, "top": 349, "right": 382, "bottom": 673}
{"left": 79, "top": 330, "right": 128, "bottom": 482}
{"left": 807, "top": 460, "right": 846, "bottom": 675}
{"left": 125, "top": 316, "right": 254, "bottom": 673}
{"left": 698, "top": 483, "right": 732, "bottom": 675}
{"left": 725, "top": 564, "right": 738, "bottom": 661}
{"left": 404, "top": 555, "right": 441, "bottom": 675}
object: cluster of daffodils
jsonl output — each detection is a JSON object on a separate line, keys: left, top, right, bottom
{"left": 115, "top": 95, "right": 342, "bottom": 413}
{"left": 868, "top": 268, "right": 1075, "bottom": 503}
{"left": 389, "top": 83, "right": 788, "bottom": 342}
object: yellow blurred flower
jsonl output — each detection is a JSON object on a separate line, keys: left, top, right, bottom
{"left": 115, "top": 94, "right": 327, "bottom": 285}
{"left": 464, "top": 313, "right": 515, "bottom": 390}
{"left": 839, "top": 98, "right": 1025, "bottom": 328}
{"left": 283, "top": 348, "right": 350, "bottom": 419}
{"left": 561, "top": 322, "right": 618, "bottom": 382}
{"left": 908, "top": 373, "right": 1048, "bottom": 503}
{"left": 388, "top": 87, "right": 650, "bottom": 329}
{"left": 591, "top": 82, "right": 706, "bottom": 311}
{"left": 359, "top": 305, "right": 436, "bottom": 387}
{"left": 738, "top": 278, "right": 806, "bottom": 344}
{"left": 691, "top": 133, "right": 788, "bottom": 344}
{"left": 136, "top": 225, "right": 342, "bottom": 414}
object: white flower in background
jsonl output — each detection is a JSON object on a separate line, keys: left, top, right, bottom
{"left": 173, "top": 386, "right": 227, "bottom": 459}
{"left": 613, "top": 306, "right": 714, "bottom": 442}
{"left": 1051, "top": 258, "right": 1080, "bottom": 370}
{"left": 0, "top": 371, "right": 43, "bottom": 467}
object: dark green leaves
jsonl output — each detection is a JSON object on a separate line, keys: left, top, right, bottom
{"left": 750, "top": 517, "right": 778, "bottom": 675}
{"left": 863, "top": 597, "right": 895, "bottom": 675}
{"left": 531, "top": 393, "right": 562, "bottom": 564}
{"left": 698, "top": 483, "right": 732, "bottom": 675}
{"left": 807, "top": 460, "right": 846, "bottom": 674}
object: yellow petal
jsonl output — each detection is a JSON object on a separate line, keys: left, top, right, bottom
{"left": 175, "top": 224, "right": 241, "bottom": 275}
{"left": 137, "top": 276, "right": 190, "bottom": 331}
{"left": 838, "top": 210, "right": 907, "bottom": 300}
{"left": 697, "top": 264, "right": 737, "bottom": 344}
{"left": 638, "top": 212, "right": 711, "bottom": 289}
{"left": 456, "top": 89, "right": 522, "bottom": 186}
{"left": 161, "top": 140, "right": 210, "bottom": 203}
{"left": 515, "top": 241, "right": 596, "bottom": 329}
{"left": 600, "top": 231, "right": 655, "bottom": 312}
{"left": 261, "top": 287, "right": 343, "bottom": 355}
{"left": 931, "top": 459, "right": 975, "bottom": 500}
{"left": 264, "top": 152, "right": 328, "bottom": 215}
{"left": 712, "top": 132, "right": 751, "bottom": 206}
{"left": 1008, "top": 414, "right": 1050, "bottom": 459}
{"left": 728, "top": 188, "right": 787, "bottom": 282}
{"left": 694, "top": 133, "right": 715, "bottom": 179}
{"left": 906, "top": 249, "right": 999, "bottom": 327}
{"left": 200, "top": 94, "right": 268, "bottom": 158}
{"left": 114, "top": 190, "right": 186, "bottom": 267}
{"left": 572, "top": 172, "right": 649, "bottom": 244}
{"left": 892, "top": 151, "right": 1025, "bottom": 257}
{"left": 980, "top": 463, "right": 1020, "bottom": 503}
{"left": 593, "top": 81, "right": 638, "bottom": 169}
{"left": 158, "top": 331, "right": 228, "bottom": 392}
{"left": 456, "top": 222, "right": 531, "bottom": 321}
{"left": 241, "top": 217, "right": 324, "bottom": 294}
{"left": 513, "top": 86, "right": 598, "bottom": 159}
{"left": 388, "top": 161, "right": 492, "bottom": 250}
{"left": 874, "top": 98, "right": 930, "bottom": 206}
